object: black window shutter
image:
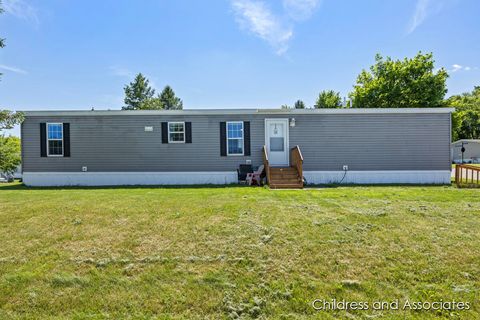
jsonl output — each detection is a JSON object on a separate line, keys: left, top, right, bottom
{"left": 40, "top": 123, "right": 47, "bottom": 157}
{"left": 161, "top": 122, "right": 168, "bottom": 143}
{"left": 185, "top": 122, "right": 192, "bottom": 143}
{"left": 220, "top": 122, "right": 227, "bottom": 156}
{"left": 244, "top": 121, "right": 251, "bottom": 156}
{"left": 63, "top": 123, "right": 70, "bottom": 157}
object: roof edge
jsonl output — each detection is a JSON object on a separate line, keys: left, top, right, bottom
{"left": 451, "top": 139, "right": 480, "bottom": 144}
{"left": 23, "top": 108, "right": 455, "bottom": 117}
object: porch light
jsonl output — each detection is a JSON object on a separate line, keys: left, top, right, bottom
{"left": 290, "top": 118, "right": 296, "bottom": 127}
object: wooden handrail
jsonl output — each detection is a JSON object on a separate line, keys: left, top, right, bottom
{"left": 262, "top": 145, "right": 271, "bottom": 184}
{"left": 457, "top": 164, "right": 480, "bottom": 170}
{"left": 294, "top": 145, "right": 303, "bottom": 161}
{"left": 290, "top": 145, "right": 303, "bottom": 184}
{"left": 455, "top": 164, "right": 480, "bottom": 188}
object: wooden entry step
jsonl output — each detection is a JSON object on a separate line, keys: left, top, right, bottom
{"left": 269, "top": 167, "right": 303, "bottom": 189}
{"left": 270, "top": 168, "right": 301, "bottom": 180}
{"left": 263, "top": 145, "right": 304, "bottom": 189}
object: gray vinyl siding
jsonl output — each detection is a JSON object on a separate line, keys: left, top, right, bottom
{"left": 22, "top": 112, "right": 451, "bottom": 172}
{"left": 22, "top": 115, "right": 264, "bottom": 172}
{"left": 290, "top": 113, "right": 451, "bottom": 171}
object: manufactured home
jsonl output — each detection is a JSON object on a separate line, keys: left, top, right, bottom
{"left": 21, "top": 108, "right": 454, "bottom": 187}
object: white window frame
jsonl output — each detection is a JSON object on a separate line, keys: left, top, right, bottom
{"left": 226, "top": 121, "right": 244, "bottom": 156}
{"left": 168, "top": 121, "right": 186, "bottom": 143}
{"left": 46, "top": 122, "right": 64, "bottom": 157}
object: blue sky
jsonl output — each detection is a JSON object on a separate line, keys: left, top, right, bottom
{"left": 0, "top": 0, "right": 479, "bottom": 135}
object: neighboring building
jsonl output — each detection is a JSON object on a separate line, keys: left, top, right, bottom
{"left": 12, "top": 165, "right": 22, "bottom": 179}
{"left": 21, "top": 108, "right": 453, "bottom": 187}
{"left": 0, "top": 165, "right": 21, "bottom": 181}
{"left": 451, "top": 140, "right": 480, "bottom": 164}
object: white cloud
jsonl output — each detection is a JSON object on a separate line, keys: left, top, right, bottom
{"left": 407, "top": 0, "right": 430, "bottom": 34}
{"left": 109, "top": 66, "right": 133, "bottom": 78}
{"left": 232, "top": 0, "right": 293, "bottom": 55}
{"left": 0, "top": 64, "right": 28, "bottom": 74}
{"left": 283, "top": 0, "right": 321, "bottom": 21}
{"left": 407, "top": 0, "right": 449, "bottom": 34}
{"left": 450, "top": 64, "right": 473, "bottom": 73}
{"left": 3, "top": 0, "right": 39, "bottom": 26}
{"left": 451, "top": 64, "right": 462, "bottom": 72}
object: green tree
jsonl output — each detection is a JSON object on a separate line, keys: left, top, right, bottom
{"left": 350, "top": 52, "right": 448, "bottom": 108}
{"left": 138, "top": 97, "right": 164, "bottom": 110}
{"left": 0, "top": 110, "right": 24, "bottom": 130}
{"left": 281, "top": 104, "right": 291, "bottom": 109}
{"left": 159, "top": 86, "right": 183, "bottom": 110}
{"left": 0, "top": 135, "right": 21, "bottom": 174}
{"left": 0, "top": 111, "right": 24, "bottom": 175}
{"left": 123, "top": 73, "right": 155, "bottom": 110}
{"left": 448, "top": 86, "right": 480, "bottom": 140}
{"left": 294, "top": 100, "right": 306, "bottom": 109}
{"left": 315, "top": 90, "right": 342, "bottom": 108}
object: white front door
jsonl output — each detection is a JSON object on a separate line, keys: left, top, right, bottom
{"left": 265, "top": 119, "right": 289, "bottom": 166}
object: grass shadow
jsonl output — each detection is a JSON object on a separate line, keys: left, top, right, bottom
{"left": 1, "top": 181, "right": 456, "bottom": 191}
{"left": 0, "top": 182, "right": 251, "bottom": 191}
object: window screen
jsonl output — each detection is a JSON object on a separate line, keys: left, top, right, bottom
{"left": 47, "top": 123, "right": 63, "bottom": 156}
{"left": 227, "top": 122, "right": 244, "bottom": 155}
{"left": 168, "top": 122, "right": 185, "bottom": 143}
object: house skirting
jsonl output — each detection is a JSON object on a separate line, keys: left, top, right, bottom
{"left": 303, "top": 170, "right": 451, "bottom": 185}
{"left": 23, "top": 170, "right": 451, "bottom": 187}
{"left": 22, "top": 171, "right": 238, "bottom": 187}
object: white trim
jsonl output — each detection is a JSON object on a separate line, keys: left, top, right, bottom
{"left": 264, "top": 118, "right": 289, "bottom": 167}
{"left": 226, "top": 121, "right": 244, "bottom": 156}
{"left": 303, "top": 170, "right": 451, "bottom": 185}
{"left": 23, "top": 171, "right": 238, "bottom": 187}
{"left": 46, "top": 123, "right": 64, "bottom": 157}
{"left": 23, "top": 108, "right": 455, "bottom": 117}
{"left": 167, "top": 121, "right": 185, "bottom": 143}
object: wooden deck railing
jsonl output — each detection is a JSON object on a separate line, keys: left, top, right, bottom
{"left": 262, "top": 145, "right": 271, "bottom": 184}
{"left": 290, "top": 145, "right": 303, "bottom": 182}
{"left": 455, "top": 164, "right": 480, "bottom": 188}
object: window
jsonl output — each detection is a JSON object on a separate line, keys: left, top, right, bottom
{"left": 47, "top": 123, "right": 63, "bottom": 156}
{"left": 168, "top": 122, "right": 185, "bottom": 143}
{"left": 269, "top": 122, "right": 285, "bottom": 151}
{"left": 227, "top": 121, "right": 244, "bottom": 155}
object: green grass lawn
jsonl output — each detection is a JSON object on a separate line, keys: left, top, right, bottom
{"left": 0, "top": 183, "right": 479, "bottom": 319}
